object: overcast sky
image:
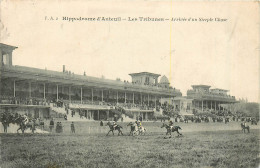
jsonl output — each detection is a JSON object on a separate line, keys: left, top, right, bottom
{"left": 1, "top": 1, "right": 259, "bottom": 102}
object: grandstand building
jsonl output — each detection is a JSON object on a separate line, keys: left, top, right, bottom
{"left": 0, "top": 43, "right": 182, "bottom": 121}
{"left": 187, "top": 85, "right": 236, "bottom": 112}
{"left": 160, "top": 85, "right": 237, "bottom": 116}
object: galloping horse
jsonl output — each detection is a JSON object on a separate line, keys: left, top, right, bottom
{"left": 15, "top": 116, "right": 34, "bottom": 134}
{"left": 127, "top": 122, "right": 146, "bottom": 136}
{"left": 161, "top": 123, "right": 182, "bottom": 138}
{"left": 137, "top": 125, "right": 146, "bottom": 135}
{"left": 241, "top": 123, "right": 250, "bottom": 133}
{"left": 127, "top": 122, "right": 139, "bottom": 136}
{"left": 106, "top": 122, "right": 124, "bottom": 136}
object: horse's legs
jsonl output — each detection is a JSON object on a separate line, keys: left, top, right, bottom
{"left": 176, "top": 130, "right": 182, "bottom": 136}
{"left": 3, "top": 125, "right": 7, "bottom": 133}
{"left": 17, "top": 127, "right": 21, "bottom": 133}
{"left": 106, "top": 130, "right": 111, "bottom": 136}
{"left": 118, "top": 130, "right": 123, "bottom": 136}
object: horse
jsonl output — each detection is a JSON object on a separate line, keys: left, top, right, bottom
{"left": 127, "top": 122, "right": 146, "bottom": 136}
{"left": 137, "top": 125, "right": 146, "bottom": 135}
{"left": 161, "top": 123, "right": 182, "bottom": 138}
{"left": 127, "top": 122, "right": 139, "bottom": 136}
{"left": 241, "top": 123, "right": 250, "bottom": 133}
{"left": 15, "top": 116, "right": 34, "bottom": 134}
{"left": 106, "top": 122, "right": 123, "bottom": 136}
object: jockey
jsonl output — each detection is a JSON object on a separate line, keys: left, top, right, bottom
{"left": 23, "top": 115, "right": 29, "bottom": 125}
{"left": 169, "top": 120, "right": 174, "bottom": 129}
{"left": 137, "top": 120, "right": 142, "bottom": 129}
{"left": 113, "top": 121, "right": 117, "bottom": 129}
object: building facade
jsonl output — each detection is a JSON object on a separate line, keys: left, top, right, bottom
{"left": 187, "top": 85, "right": 236, "bottom": 112}
{"left": 0, "top": 43, "right": 182, "bottom": 120}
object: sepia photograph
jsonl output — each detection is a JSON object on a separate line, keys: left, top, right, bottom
{"left": 0, "top": 1, "right": 259, "bottom": 168}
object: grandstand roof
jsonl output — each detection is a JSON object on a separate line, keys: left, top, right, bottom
{"left": 191, "top": 85, "right": 211, "bottom": 89}
{"left": 0, "top": 43, "right": 18, "bottom": 50}
{"left": 210, "top": 88, "right": 229, "bottom": 92}
{"left": 129, "top": 72, "right": 160, "bottom": 77}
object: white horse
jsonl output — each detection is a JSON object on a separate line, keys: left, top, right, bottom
{"left": 138, "top": 126, "right": 147, "bottom": 135}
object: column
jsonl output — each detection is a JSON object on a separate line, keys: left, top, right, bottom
{"left": 211, "top": 101, "right": 212, "bottom": 110}
{"left": 29, "top": 82, "right": 32, "bottom": 98}
{"left": 87, "top": 110, "right": 89, "bottom": 119}
{"left": 9, "top": 52, "right": 13, "bottom": 66}
{"left": 13, "top": 80, "right": 16, "bottom": 97}
{"left": 133, "top": 92, "right": 134, "bottom": 104}
{"left": 97, "top": 110, "right": 100, "bottom": 120}
{"left": 81, "top": 87, "right": 83, "bottom": 104}
{"left": 140, "top": 93, "right": 142, "bottom": 105}
{"left": 145, "top": 112, "right": 148, "bottom": 120}
{"left": 155, "top": 96, "right": 157, "bottom": 108}
{"left": 124, "top": 92, "right": 126, "bottom": 103}
{"left": 69, "top": 86, "right": 71, "bottom": 103}
{"left": 56, "top": 84, "right": 58, "bottom": 101}
{"left": 91, "top": 88, "right": 93, "bottom": 104}
{"left": 215, "top": 101, "right": 216, "bottom": 111}
{"left": 148, "top": 94, "right": 150, "bottom": 106}
{"left": 0, "top": 49, "right": 2, "bottom": 98}
{"left": 202, "top": 100, "right": 203, "bottom": 111}
{"left": 43, "top": 83, "right": 46, "bottom": 99}
{"left": 0, "top": 48, "right": 2, "bottom": 66}
{"left": 106, "top": 110, "right": 109, "bottom": 119}
{"left": 116, "top": 91, "right": 118, "bottom": 104}
{"left": 101, "top": 90, "right": 103, "bottom": 102}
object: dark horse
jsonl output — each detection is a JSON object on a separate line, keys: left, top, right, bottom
{"left": 106, "top": 122, "right": 123, "bottom": 136}
{"left": 241, "top": 123, "right": 250, "bottom": 133}
{"left": 15, "top": 117, "right": 34, "bottom": 134}
{"left": 161, "top": 123, "right": 182, "bottom": 138}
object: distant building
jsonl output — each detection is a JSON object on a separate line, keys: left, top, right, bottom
{"left": 160, "top": 85, "right": 237, "bottom": 115}
{"left": 187, "top": 85, "right": 236, "bottom": 112}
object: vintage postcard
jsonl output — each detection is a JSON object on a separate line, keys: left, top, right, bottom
{"left": 0, "top": 1, "right": 259, "bottom": 168}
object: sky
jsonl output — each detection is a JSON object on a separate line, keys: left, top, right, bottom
{"left": 0, "top": 1, "right": 259, "bottom": 102}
